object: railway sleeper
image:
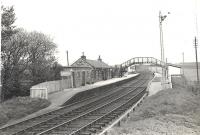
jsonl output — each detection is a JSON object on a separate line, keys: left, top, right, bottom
{"left": 80, "top": 131, "right": 92, "bottom": 135}
{"left": 0, "top": 131, "right": 17, "bottom": 134}
{"left": 95, "top": 122, "right": 106, "bottom": 127}
{"left": 55, "top": 117, "right": 71, "bottom": 121}
{"left": 92, "top": 114, "right": 106, "bottom": 116}
{"left": 90, "top": 124, "right": 102, "bottom": 129}
{"left": 103, "top": 117, "right": 112, "bottom": 121}
{"left": 88, "top": 128, "right": 97, "bottom": 133}
{"left": 101, "top": 120, "right": 110, "bottom": 124}
{"left": 39, "top": 124, "right": 57, "bottom": 128}
{"left": 115, "top": 110, "right": 124, "bottom": 114}
{"left": 112, "top": 112, "right": 121, "bottom": 115}
{"left": 57, "top": 127, "right": 77, "bottom": 132}
{"left": 67, "top": 114, "right": 79, "bottom": 117}
{"left": 0, "top": 128, "right": 23, "bottom": 133}
{"left": 117, "top": 108, "right": 127, "bottom": 112}
{"left": 50, "top": 131, "right": 71, "bottom": 134}
{"left": 70, "top": 112, "right": 83, "bottom": 115}
{"left": 47, "top": 122, "right": 64, "bottom": 125}
{"left": 29, "top": 128, "right": 44, "bottom": 132}
{"left": 110, "top": 114, "right": 118, "bottom": 118}
{"left": 68, "top": 124, "right": 87, "bottom": 128}
{"left": 82, "top": 117, "right": 98, "bottom": 120}
{"left": 19, "top": 131, "right": 36, "bottom": 135}
{"left": 60, "top": 114, "right": 74, "bottom": 117}
{"left": 106, "top": 115, "right": 116, "bottom": 119}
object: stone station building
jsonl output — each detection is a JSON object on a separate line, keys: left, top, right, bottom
{"left": 61, "top": 54, "right": 112, "bottom": 88}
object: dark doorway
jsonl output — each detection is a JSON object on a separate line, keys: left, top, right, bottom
{"left": 72, "top": 72, "right": 76, "bottom": 88}
{"left": 82, "top": 71, "right": 86, "bottom": 86}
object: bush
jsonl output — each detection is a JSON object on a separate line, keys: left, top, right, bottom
{"left": 0, "top": 106, "right": 9, "bottom": 126}
{"left": 0, "top": 96, "right": 50, "bottom": 126}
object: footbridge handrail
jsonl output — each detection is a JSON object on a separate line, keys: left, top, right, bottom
{"left": 120, "top": 57, "right": 181, "bottom": 68}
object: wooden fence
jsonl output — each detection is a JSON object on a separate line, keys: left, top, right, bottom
{"left": 30, "top": 77, "right": 72, "bottom": 99}
{"left": 171, "top": 74, "right": 200, "bottom": 94}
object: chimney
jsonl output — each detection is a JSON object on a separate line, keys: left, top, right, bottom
{"left": 98, "top": 55, "right": 102, "bottom": 62}
{"left": 81, "top": 52, "right": 86, "bottom": 60}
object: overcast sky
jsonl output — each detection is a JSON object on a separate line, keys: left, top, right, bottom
{"left": 2, "top": 0, "right": 200, "bottom": 66}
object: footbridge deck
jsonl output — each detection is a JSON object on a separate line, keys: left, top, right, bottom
{"left": 121, "top": 57, "right": 181, "bottom": 69}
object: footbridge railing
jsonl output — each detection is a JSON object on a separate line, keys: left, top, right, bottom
{"left": 120, "top": 57, "right": 181, "bottom": 69}
{"left": 121, "top": 57, "right": 166, "bottom": 69}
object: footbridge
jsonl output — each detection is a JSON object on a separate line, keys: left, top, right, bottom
{"left": 120, "top": 57, "right": 181, "bottom": 71}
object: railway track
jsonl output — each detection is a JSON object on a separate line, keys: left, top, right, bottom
{"left": 0, "top": 72, "right": 153, "bottom": 135}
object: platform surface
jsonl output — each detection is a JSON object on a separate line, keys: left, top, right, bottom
{"left": 148, "top": 73, "right": 171, "bottom": 96}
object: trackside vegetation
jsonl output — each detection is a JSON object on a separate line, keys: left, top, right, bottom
{"left": 0, "top": 97, "right": 50, "bottom": 126}
{"left": 108, "top": 85, "right": 200, "bottom": 135}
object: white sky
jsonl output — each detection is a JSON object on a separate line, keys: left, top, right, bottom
{"left": 2, "top": 0, "right": 200, "bottom": 66}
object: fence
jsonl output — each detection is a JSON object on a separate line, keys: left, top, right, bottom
{"left": 30, "top": 88, "right": 48, "bottom": 99}
{"left": 171, "top": 74, "right": 200, "bottom": 94}
{"left": 30, "top": 77, "right": 72, "bottom": 99}
{"left": 171, "top": 74, "right": 187, "bottom": 88}
{"left": 186, "top": 80, "right": 200, "bottom": 95}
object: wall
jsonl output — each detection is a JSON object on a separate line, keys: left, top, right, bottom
{"left": 61, "top": 67, "right": 112, "bottom": 88}
{"left": 90, "top": 68, "right": 112, "bottom": 83}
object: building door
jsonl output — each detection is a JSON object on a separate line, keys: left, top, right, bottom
{"left": 82, "top": 71, "right": 86, "bottom": 86}
{"left": 101, "top": 70, "right": 104, "bottom": 80}
{"left": 104, "top": 69, "right": 107, "bottom": 80}
{"left": 72, "top": 72, "right": 76, "bottom": 88}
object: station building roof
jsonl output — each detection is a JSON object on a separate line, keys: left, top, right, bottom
{"left": 85, "top": 59, "right": 110, "bottom": 68}
{"left": 71, "top": 54, "right": 111, "bottom": 69}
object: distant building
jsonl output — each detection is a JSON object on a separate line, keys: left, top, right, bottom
{"left": 180, "top": 62, "right": 200, "bottom": 82}
{"left": 61, "top": 54, "right": 112, "bottom": 88}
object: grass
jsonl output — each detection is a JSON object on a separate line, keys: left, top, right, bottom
{"left": 108, "top": 86, "right": 200, "bottom": 135}
{"left": 0, "top": 96, "right": 50, "bottom": 126}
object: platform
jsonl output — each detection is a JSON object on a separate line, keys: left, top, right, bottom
{"left": 148, "top": 73, "right": 172, "bottom": 96}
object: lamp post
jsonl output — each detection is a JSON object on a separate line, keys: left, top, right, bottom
{"left": 159, "top": 11, "right": 169, "bottom": 89}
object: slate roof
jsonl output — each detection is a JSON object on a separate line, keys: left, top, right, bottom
{"left": 85, "top": 59, "right": 110, "bottom": 68}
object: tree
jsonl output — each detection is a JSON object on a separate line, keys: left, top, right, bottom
{"left": 1, "top": 6, "right": 59, "bottom": 100}
{"left": 1, "top": 6, "right": 17, "bottom": 42}
{"left": 2, "top": 30, "right": 59, "bottom": 99}
{"left": 1, "top": 6, "right": 18, "bottom": 101}
{"left": 1, "top": 30, "right": 30, "bottom": 99}
{"left": 51, "top": 62, "right": 62, "bottom": 80}
{"left": 27, "top": 31, "right": 57, "bottom": 84}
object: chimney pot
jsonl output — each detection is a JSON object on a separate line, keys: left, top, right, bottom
{"left": 81, "top": 52, "right": 86, "bottom": 59}
{"left": 98, "top": 55, "right": 102, "bottom": 62}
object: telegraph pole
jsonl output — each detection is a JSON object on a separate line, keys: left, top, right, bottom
{"left": 182, "top": 52, "right": 184, "bottom": 75}
{"left": 194, "top": 37, "right": 199, "bottom": 83}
